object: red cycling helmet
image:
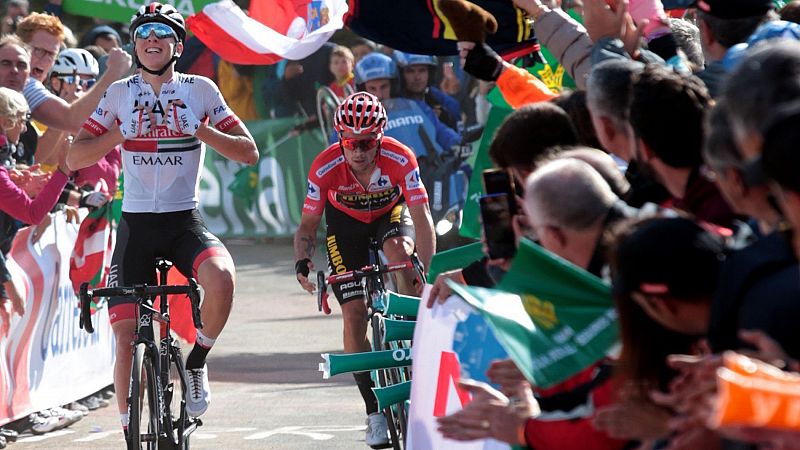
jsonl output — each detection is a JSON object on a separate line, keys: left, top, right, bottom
{"left": 333, "top": 91, "right": 387, "bottom": 136}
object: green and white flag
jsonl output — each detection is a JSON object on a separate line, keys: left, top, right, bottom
{"left": 63, "top": 0, "right": 215, "bottom": 23}
{"left": 448, "top": 239, "right": 618, "bottom": 388}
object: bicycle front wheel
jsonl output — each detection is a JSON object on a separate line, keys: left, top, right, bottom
{"left": 167, "top": 346, "right": 190, "bottom": 450}
{"left": 370, "top": 314, "right": 402, "bottom": 450}
{"left": 129, "top": 343, "right": 161, "bottom": 450}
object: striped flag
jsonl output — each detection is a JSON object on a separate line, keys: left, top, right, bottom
{"left": 186, "top": 0, "right": 348, "bottom": 65}
{"left": 69, "top": 203, "right": 113, "bottom": 298}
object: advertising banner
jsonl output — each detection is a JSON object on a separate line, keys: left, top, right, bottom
{"left": 199, "top": 118, "right": 326, "bottom": 237}
{"left": 0, "top": 213, "right": 115, "bottom": 425}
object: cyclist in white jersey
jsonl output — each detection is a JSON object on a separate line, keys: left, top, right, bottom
{"left": 67, "top": 2, "right": 258, "bottom": 439}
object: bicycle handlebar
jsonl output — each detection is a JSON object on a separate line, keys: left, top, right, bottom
{"left": 79, "top": 280, "right": 203, "bottom": 334}
{"left": 315, "top": 259, "right": 423, "bottom": 316}
{"left": 86, "top": 285, "right": 197, "bottom": 297}
{"left": 326, "top": 261, "right": 414, "bottom": 285}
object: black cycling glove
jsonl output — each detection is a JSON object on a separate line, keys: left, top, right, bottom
{"left": 464, "top": 43, "right": 504, "bottom": 82}
{"left": 295, "top": 258, "right": 312, "bottom": 278}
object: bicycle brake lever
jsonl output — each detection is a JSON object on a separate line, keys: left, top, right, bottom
{"left": 321, "top": 291, "right": 331, "bottom": 315}
{"left": 316, "top": 271, "right": 328, "bottom": 314}
{"left": 188, "top": 278, "right": 204, "bottom": 329}
{"left": 79, "top": 283, "right": 94, "bottom": 334}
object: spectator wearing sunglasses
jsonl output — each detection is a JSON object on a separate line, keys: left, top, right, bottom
{"left": 47, "top": 48, "right": 99, "bottom": 102}
{"left": 13, "top": 12, "right": 132, "bottom": 136}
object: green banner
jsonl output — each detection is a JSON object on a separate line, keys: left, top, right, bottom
{"left": 385, "top": 291, "right": 421, "bottom": 317}
{"left": 449, "top": 239, "right": 618, "bottom": 389}
{"left": 373, "top": 381, "right": 411, "bottom": 410}
{"left": 320, "top": 348, "right": 413, "bottom": 378}
{"left": 459, "top": 106, "right": 512, "bottom": 239}
{"left": 63, "top": 0, "right": 216, "bottom": 23}
{"left": 199, "top": 118, "right": 327, "bottom": 238}
{"left": 426, "top": 241, "right": 485, "bottom": 281}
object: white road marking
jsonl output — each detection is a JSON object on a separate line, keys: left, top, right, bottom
{"left": 244, "top": 425, "right": 359, "bottom": 441}
{"left": 192, "top": 427, "right": 257, "bottom": 433}
{"left": 17, "top": 425, "right": 364, "bottom": 444}
{"left": 73, "top": 431, "right": 121, "bottom": 442}
{"left": 193, "top": 433, "right": 218, "bottom": 439}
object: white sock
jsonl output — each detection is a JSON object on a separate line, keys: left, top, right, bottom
{"left": 120, "top": 412, "right": 129, "bottom": 427}
{"left": 195, "top": 330, "right": 216, "bottom": 349}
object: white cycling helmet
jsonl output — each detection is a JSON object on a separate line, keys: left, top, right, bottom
{"left": 51, "top": 48, "right": 99, "bottom": 77}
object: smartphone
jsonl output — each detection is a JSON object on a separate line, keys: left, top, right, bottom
{"left": 482, "top": 168, "right": 518, "bottom": 215}
{"left": 480, "top": 193, "right": 517, "bottom": 260}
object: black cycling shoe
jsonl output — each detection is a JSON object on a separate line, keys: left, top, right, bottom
{"left": 0, "top": 428, "right": 17, "bottom": 442}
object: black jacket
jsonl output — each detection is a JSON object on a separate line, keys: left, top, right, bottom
{"left": 708, "top": 230, "right": 800, "bottom": 359}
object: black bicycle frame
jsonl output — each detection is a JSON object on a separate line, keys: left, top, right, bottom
{"left": 79, "top": 259, "right": 204, "bottom": 448}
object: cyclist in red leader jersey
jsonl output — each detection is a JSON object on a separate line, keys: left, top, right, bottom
{"left": 294, "top": 91, "right": 435, "bottom": 447}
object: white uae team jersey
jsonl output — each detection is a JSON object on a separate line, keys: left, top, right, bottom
{"left": 83, "top": 73, "right": 240, "bottom": 213}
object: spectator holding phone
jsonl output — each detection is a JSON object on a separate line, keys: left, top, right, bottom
{"left": 439, "top": 158, "right": 655, "bottom": 450}
{"left": 427, "top": 102, "right": 579, "bottom": 305}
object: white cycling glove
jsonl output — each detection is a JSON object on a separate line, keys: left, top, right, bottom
{"left": 165, "top": 101, "right": 202, "bottom": 136}
{"left": 120, "top": 107, "right": 153, "bottom": 139}
{"left": 79, "top": 190, "right": 109, "bottom": 209}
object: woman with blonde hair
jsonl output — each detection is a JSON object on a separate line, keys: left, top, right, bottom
{"left": 0, "top": 86, "right": 70, "bottom": 332}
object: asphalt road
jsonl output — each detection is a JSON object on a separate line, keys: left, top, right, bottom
{"left": 12, "top": 239, "right": 372, "bottom": 449}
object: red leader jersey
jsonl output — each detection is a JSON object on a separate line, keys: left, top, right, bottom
{"left": 303, "top": 136, "right": 429, "bottom": 224}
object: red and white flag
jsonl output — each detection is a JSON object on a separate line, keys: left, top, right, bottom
{"left": 69, "top": 201, "right": 113, "bottom": 296}
{"left": 186, "top": 0, "right": 348, "bottom": 65}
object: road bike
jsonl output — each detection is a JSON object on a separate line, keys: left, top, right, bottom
{"left": 79, "top": 259, "right": 204, "bottom": 450}
{"left": 317, "top": 238, "right": 425, "bottom": 449}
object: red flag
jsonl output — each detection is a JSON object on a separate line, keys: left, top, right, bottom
{"left": 159, "top": 268, "right": 197, "bottom": 344}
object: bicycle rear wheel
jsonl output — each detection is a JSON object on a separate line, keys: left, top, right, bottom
{"left": 129, "top": 343, "right": 160, "bottom": 450}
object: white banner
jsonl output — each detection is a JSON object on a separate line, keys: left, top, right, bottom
{"left": 0, "top": 212, "right": 114, "bottom": 425}
{"left": 406, "top": 286, "right": 510, "bottom": 450}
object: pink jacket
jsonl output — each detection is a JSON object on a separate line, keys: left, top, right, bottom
{"left": 0, "top": 166, "right": 68, "bottom": 225}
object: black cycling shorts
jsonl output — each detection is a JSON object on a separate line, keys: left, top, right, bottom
{"left": 107, "top": 209, "right": 230, "bottom": 323}
{"left": 324, "top": 202, "right": 415, "bottom": 305}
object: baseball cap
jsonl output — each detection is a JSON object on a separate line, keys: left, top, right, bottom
{"left": 611, "top": 217, "right": 726, "bottom": 299}
{"left": 695, "top": 0, "right": 774, "bottom": 19}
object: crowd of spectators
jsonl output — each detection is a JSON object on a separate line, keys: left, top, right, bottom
{"left": 426, "top": 1, "right": 800, "bottom": 449}
{"left": 1, "top": 0, "right": 800, "bottom": 447}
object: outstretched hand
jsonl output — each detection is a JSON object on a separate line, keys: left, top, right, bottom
{"left": 437, "top": 378, "right": 534, "bottom": 445}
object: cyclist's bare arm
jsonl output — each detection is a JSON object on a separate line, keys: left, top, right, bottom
{"left": 294, "top": 212, "right": 322, "bottom": 293}
{"left": 68, "top": 127, "right": 123, "bottom": 171}
{"left": 408, "top": 202, "right": 435, "bottom": 270}
{"left": 197, "top": 122, "right": 258, "bottom": 166}
{"left": 33, "top": 48, "right": 132, "bottom": 132}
